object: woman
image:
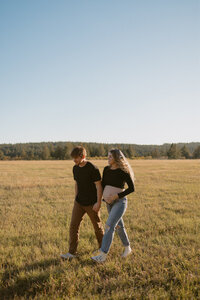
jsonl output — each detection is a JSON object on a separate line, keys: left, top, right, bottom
{"left": 91, "top": 148, "right": 135, "bottom": 262}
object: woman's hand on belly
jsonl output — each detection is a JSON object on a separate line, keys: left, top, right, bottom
{"left": 103, "top": 185, "right": 124, "bottom": 202}
{"left": 105, "top": 194, "right": 119, "bottom": 204}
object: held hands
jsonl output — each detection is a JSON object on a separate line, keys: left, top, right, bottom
{"left": 104, "top": 194, "right": 119, "bottom": 204}
{"left": 92, "top": 202, "right": 101, "bottom": 212}
{"left": 92, "top": 194, "right": 119, "bottom": 211}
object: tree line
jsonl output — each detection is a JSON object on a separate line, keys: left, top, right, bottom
{"left": 0, "top": 142, "right": 200, "bottom": 160}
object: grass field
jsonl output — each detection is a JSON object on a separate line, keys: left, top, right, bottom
{"left": 0, "top": 160, "right": 200, "bottom": 299}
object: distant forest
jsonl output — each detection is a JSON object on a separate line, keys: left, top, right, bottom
{"left": 0, "top": 142, "right": 200, "bottom": 160}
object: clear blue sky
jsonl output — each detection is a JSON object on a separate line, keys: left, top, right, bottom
{"left": 0, "top": 0, "right": 199, "bottom": 145}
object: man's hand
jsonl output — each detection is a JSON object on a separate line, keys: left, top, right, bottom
{"left": 105, "top": 194, "right": 119, "bottom": 204}
{"left": 93, "top": 202, "right": 101, "bottom": 212}
{"left": 93, "top": 180, "right": 102, "bottom": 212}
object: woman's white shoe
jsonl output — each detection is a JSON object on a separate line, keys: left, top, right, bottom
{"left": 121, "top": 245, "right": 132, "bottom": 257}
{"left": 91, "top": 250, "right": 107, "bottom": 262}
{"left": 91, "top": 248, "right": 101, "bottom": 256}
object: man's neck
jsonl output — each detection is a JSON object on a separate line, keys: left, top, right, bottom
{"left": 78, "top": 159, "right": 87, "bottom": 167}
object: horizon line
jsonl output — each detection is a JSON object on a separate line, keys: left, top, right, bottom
{"left": 0, "top": 140, "right": 200, "bottom": 147}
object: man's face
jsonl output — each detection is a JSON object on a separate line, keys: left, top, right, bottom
{"left": 73, "top": 155, "right": 85, "bottom": 166}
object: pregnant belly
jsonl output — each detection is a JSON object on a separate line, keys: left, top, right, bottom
{"left": 103, "top": 185, "right": 124, "bottom": 199}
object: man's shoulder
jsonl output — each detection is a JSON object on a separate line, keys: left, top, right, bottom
{"left": 73, "top": 165, "right": 78, "bottom": 172}
{"left": 87, "top": 161, "right": 99, "bottom": 170}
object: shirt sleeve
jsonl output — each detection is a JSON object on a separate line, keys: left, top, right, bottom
{"left": 101, "top": 167, "right": 107, "bottom": 190}
{"left": 118, "top": 171, "right": 135, "bottom": 199}
{"left": 91, "top": 165, "right": 101, "bottom": 182}
{"left": 73, "top": 166, "right": 77, "bottom": 181}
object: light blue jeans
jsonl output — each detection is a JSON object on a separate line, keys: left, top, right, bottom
{"left": 100, "top": 197, "right": 130, "bottom": 254}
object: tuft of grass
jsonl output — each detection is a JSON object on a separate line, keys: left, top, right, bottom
{"left": 0, "top": 160, "right": 200, "bottom": 299}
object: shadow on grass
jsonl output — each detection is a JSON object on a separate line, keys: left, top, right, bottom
{"left": 0, "top": 255, "right": 100, "bottom": 299}
{"left": 0, "top": 258, "right": 61, "bottom": 299}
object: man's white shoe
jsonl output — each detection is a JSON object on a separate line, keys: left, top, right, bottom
{"left": 121, "top": 245, "right": 132, "bottom": 257}
{"left": 60, "top": 252, "right": 76, "bottom": 259}
{"left": 91, "top": 250, "right": 107, "bottom": 263}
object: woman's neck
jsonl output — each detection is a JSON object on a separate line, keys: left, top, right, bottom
{"left": 110, "top": 163, "right": 118, "bottom": 170}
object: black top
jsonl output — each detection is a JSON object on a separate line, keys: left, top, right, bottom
{"left": 101, "top": 166, "right": 134, "bottom": 199}
{"left": 73, "top": 161, "right": 101, "bottom": 206}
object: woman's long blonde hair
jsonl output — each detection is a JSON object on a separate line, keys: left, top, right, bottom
{"left": 109, "top": 148, "right": 134, "bottom": 182}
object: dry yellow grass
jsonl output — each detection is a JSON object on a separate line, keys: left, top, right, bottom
{"left": 0, "top": 160, "right": 200, "bottom": 299}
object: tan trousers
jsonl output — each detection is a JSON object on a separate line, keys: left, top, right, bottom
{"left": 69, "top": 200, "right": 104, "bottom": 254}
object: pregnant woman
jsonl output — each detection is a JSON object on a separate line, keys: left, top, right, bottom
{"left": 91, "top": 148, "right": 135, "bottom": 262}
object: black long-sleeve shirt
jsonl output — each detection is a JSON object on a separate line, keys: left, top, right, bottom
{"left": 101, "top": 166, "right": 135, "bottom": 199}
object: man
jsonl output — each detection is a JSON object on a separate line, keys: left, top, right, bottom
{"left": 61, "top": 146, "right": 104, "bottom": 259}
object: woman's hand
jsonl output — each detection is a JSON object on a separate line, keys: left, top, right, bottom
{"left": 105, "top": 194, "right": 119, "bottom": 204}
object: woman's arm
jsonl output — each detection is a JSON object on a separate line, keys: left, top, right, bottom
{"left": 117, "top": 172, "right": 134, "bottom": 199}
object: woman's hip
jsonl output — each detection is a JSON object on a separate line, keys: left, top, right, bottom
{"left": 106, "top": 197, "right": 127, "bottom": 222}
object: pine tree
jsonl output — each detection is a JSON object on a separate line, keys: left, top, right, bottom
{"left": 42, "top": 146, "right": 50, "bottom": 160}
{"left": 64, "top": 145, "right": 71, "bottom": 159}
{"left": 0, "top": 150, "right": 4, "bottom": 160}
{"left": 151, "top": 148, "right": 160, "bottom": 158}
{"left": 167, "top": 144, "right": 180, "bottom": 159}
{"left": 54, "top": 146, "right": 64, "bottom": 159}
{"left": 126, "top": 145, "right": 135, "bottom": 158}
{"left": 21, "top": 149, "right": 27, "bottom": 159}
{"left": 49, "top": 144, "right": 54, "bottom": 158}
{"left": 193, "top": 146, "right": 200, "bottom": 158}
{"left": 181, "top": 145, "right": 190, "bottom": 159}
{"left": 98, "top": 144, "right": 106, "bottom": 157}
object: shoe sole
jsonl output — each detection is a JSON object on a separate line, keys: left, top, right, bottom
{"left": 60, "top": 255, "right": 76, "bottom": 260}
{"left": 121, "top": 251, "right": 132, "bottom": 258}
{"left": 91, "top": 257, "right": 106, "bottom": 263}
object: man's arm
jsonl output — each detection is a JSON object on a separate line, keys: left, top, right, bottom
{"left": 93, "top": 180, "right": 102, "bottom": 212}
{"left": 74, "top": 181, "right": 78, "bottom": 198}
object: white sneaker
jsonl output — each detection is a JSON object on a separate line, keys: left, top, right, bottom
{"left": 60, "top": 252, "right": 76, "bottom": 259}
{"left": 91, "top": 250, "right": 107, "bottom": 263}
{"left": 121, "top": 245, "right": 132, "bottom": 257}
{"left": 92, "top": 248, "right": 101, "bottom": 255}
